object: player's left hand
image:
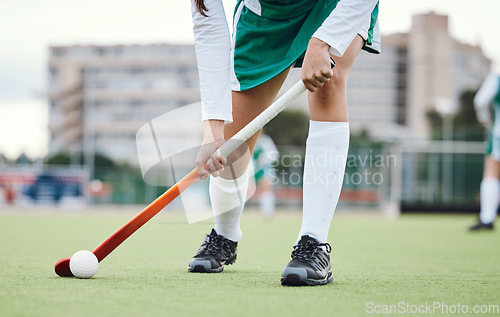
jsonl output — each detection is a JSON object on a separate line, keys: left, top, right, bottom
{"left": 301, "top": 38, "right": 333, "bottom": 92}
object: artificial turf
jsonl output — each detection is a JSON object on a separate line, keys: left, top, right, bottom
{"left": 0, "top": 208, "right": 499, "bottom": 317}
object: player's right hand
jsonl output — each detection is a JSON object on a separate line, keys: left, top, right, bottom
{"left": 301, "top": 37, "right": 333, "bottom": 92}
{"left": 479, "top": 119, "right": 492, "bottom": 130}
{"left": 476, "top": 111, "right": 492, "bottom": 129}
{"left": 196, "top": 120, "right": 227, "bottom": 180}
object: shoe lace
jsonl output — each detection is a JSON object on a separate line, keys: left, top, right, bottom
{"left": 291, "top": 239, "right": 331, "bottom": 262}
{"left": 200, "top": 232, "right": 232, "bottom": 259}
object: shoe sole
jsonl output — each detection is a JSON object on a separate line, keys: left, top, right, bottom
{"left": 188, "top": 261, "right": 223, "bottom": 273}
{"left": 188, "top": 255, "right": 237, "bottom": 273}
{"left": 281, "top": 268, "right": 334, "bottom": 286}
{"left": 469, "top": 227, "right": 494, "bottom": 231}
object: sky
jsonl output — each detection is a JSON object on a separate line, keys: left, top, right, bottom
{"left": 1, "top": 0, "right": 500, "bottom": 159}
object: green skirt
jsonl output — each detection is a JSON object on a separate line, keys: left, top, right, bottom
{"left": 231, "top": 0, "right": 378, "bottom": 91}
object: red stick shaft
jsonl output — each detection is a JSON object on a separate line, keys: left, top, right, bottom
{"left": 92, "top": 169, "right": 199, "bottom": 262}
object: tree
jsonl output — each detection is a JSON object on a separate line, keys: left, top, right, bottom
{"left": 454, "top": 90, "right": 487, "bottom": 141}
{"left": 45, "top": 151, "right": 116, "bottom": 168}
{"left": 427, "top": 89, "right": 486, "bottom": 141}
{"left": 15, "top": 152, "right": 31, "bottom": 165}
{"left": 264, "top": 110, "right": 310, "bottom": 146}
{"left": 0, "top": 153, "right": 8, "bottom": 164}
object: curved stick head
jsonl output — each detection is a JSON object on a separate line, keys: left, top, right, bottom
{"left": 54, "top": 258, "right": 74, "bottom": 277}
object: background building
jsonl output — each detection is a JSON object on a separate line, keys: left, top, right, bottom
{"left": 346, "top": 31, "right": 409, "bottom": 140}
{"left": 384, "top": 12, "right": 489, "bottom": 140}
{"left": 48, "top": 44, "right": 199, "bottom": 168}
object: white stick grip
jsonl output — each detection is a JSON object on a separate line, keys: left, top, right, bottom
{"left": 218, "top": 80, "right": 307, "bottom": 158}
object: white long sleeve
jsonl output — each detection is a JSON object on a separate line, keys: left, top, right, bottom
{"left": 191, "top": 0, "right": 233, "bottom": 123}
{"left": 313, "top": 0, "right": 379, "bottom": 57}
{"left": 474, "top": 73, "right": 498, "bottom": 122}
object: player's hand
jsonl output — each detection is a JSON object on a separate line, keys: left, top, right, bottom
{"left": 196, "top": 120, "right": 227, "bottom": 180}
{"left": 301, "top": 38, "right": 333, "bottom": 92}
{"left": 479, "top": 118, "right": 492, "bottom": 129}
{"left": 476, "top": 111, "right": 492, "bottom": 129}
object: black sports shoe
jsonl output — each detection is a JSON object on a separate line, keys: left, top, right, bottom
{"left": 188, "top": 229, "right": 238, "bottom": 273}
{"left": 469, "top": 221, "right": 494, "bottom": 231}
{"left": 281, "top": 235, "right": 333, "bottom": 286}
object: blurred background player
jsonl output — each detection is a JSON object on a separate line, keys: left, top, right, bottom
{"left": 189, "top": 0, "right": 380, "bottom": 286}
{"left": 248, "top": 133, "right": 279, "bottom": 219}
{"left": 469, "top": 73, "right": 500, "bottom": 231}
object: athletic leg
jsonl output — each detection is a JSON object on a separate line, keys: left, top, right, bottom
{"left": 470, "top": 156, "right": 500, "bottom": 230}
{"left": 189, "top": 69, "right": 290, "bottom": 272}
{"left": 281, "top": 35, "right": 364, "bottom": 286}
{"left": 258, "top": 179, "right": 276, "bottom": 219}
{"left": 298, "top": 35, "right": 364, "bottom": 243}
{"left": 212, "top": 68, "right": 290, "bottom": 239}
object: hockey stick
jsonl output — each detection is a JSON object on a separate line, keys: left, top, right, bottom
{"left": 54, "top": 61, "right": 333, "bottom": 277}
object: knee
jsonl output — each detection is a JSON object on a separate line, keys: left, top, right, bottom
{"left": 330, "top": 63, "right": 349, "bottom": 88}
{"left": 313, "top": 67, "right": 348, "bottom": 101}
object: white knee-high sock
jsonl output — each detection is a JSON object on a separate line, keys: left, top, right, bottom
{"left": 480, "top": 177, "right": 500, "bottom": 224}
{"left": 298, "top": 121, "right": 349, "bottom": 243}
{"left": 210, "top": 168, "right": 249, "bottom": 242}
{"left": 259, "top": 190, "right": 275, "bottom": 219}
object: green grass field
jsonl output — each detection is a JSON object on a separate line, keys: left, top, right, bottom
{"left": 0, "top": 207, "right": 499, "bottom": 317}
